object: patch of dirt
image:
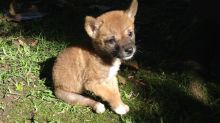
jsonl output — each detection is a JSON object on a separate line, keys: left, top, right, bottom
{"left": 0, "top": 93, "right": 20, "bottom": 121}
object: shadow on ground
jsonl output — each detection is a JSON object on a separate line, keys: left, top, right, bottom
{"left": 39, "top": 57, "right": 56, "bottom": 90}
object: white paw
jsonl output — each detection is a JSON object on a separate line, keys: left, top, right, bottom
{"left": 94, "top": 102, "right": 106, "bottom": 114}
{"left": 113, "top": 104, "right": 129, "bottom": 115}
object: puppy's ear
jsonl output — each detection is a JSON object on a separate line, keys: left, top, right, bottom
{"left": 85, "top": 16, "right": 103, "bottom": 39}
{"left": 125, "top": 0, "right": 138, "bottom": 22}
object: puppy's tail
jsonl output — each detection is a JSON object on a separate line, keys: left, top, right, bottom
{"left": 55, "top": 88, "right": 106, "bottom": 113}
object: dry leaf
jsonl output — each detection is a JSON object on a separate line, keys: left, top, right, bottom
{"left": 117, "top": 75, "right": 127, "bottom": 85}
{"left": 128, "top": 75, "right": 134, "bottom": 80}
{"left": 13, "top": 37, "right": 38, "bottom": 47}
{"left": 123, "top": 60, "right": 139, "bottom": 70}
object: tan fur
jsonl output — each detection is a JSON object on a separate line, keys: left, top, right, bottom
{"left": 53, "top": 0, "right": 138, "bottom": 115}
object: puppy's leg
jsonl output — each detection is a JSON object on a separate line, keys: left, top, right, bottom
{"left": 55, "top": 88, "right": 106, "bottom": 113}
{"left": 85, "top": 77, "right": 129, "bottom": 115}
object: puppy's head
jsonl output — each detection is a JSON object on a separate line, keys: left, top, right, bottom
{"left": 85, "top": 0, "right": 138, "bottom": 60}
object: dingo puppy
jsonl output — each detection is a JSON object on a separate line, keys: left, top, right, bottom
{"left": 53, "top": 0, "right": 138, "bottom": 115}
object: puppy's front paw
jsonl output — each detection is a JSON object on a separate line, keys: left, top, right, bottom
{"left": 113, "top": 104, "right": 129, "bottom": 115}
{"left": 94, "top": 102, "right": 106, "bottom": 114}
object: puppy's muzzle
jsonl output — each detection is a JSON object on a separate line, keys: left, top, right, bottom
{"left": 116, "top": 43, "right": 136, "bottom": 60}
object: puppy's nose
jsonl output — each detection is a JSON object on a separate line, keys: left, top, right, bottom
{"left": 124, "top": 47, "right": 134, "bottom": 55}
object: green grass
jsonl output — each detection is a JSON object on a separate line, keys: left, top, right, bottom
{"left": 1, "top": 34, "right": 219, "bottom": 122}
{"left": 1, "top": 1, "right": 220, "bottom": 122}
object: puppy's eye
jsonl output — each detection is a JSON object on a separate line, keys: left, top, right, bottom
{"left": 106, "top": 37, "right": 116, "bottom": 45}
{"left": 128, "top": 31, "right": 133, "bottom": 37}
